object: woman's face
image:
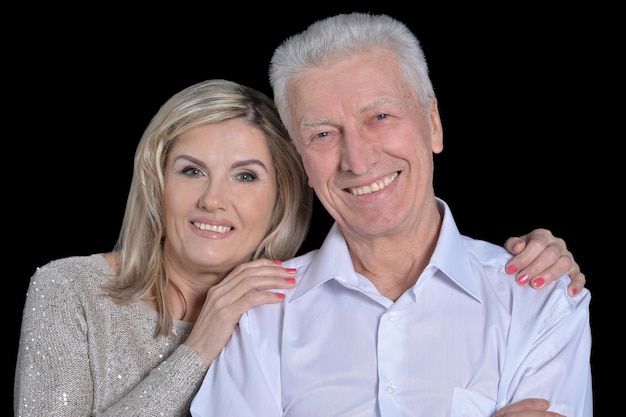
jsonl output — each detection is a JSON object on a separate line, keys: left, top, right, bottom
{"left": 162, "top": 119, "right": 277, "bottom": 277}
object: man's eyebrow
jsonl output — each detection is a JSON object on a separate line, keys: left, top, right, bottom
{"left": 361, "top": 97, "right": 395, "bottom": 113}
{"left": 303, "top": 118, "right": 332, "bottom": 128}
{"left": 302, "top": 98, "right": 397, "bottom": 128}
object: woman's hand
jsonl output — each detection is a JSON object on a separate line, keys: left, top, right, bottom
{"left": 184, "top": 259, "right": 296, "bottom": 366}
{"left": 504, "top": 228, "right": 584, "bottom": 297}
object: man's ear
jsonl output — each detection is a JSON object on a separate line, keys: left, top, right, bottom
{"left": 428, "top": 98, "right": 443, "bottom": 154}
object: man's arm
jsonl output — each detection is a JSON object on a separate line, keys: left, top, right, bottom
{"left": 496, "top": 279, "right": 592, "bottom": 416}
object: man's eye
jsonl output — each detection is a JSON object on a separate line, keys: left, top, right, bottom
{"left": 236, "top": 172, "right": 258, "bottom": 182}
{"left": 315, "top": 131, "right": 330, "bottom": 138}
{"left": 375, "top": 113, "right": 389, "bottom": 120}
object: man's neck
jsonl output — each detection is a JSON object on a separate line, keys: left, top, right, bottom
{"left": 345, "top": 213, "right": 442, "bottom": 301}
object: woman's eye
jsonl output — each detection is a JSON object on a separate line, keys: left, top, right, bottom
{"left": 181, "top": 167, "right": 203, "bottom": 177}
{"left": 236, "top": 172, "right": 258, "bottom": 182}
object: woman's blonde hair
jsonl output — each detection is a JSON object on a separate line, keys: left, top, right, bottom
{"left": 102, "top": 79, "right": 312, "bottom": 336}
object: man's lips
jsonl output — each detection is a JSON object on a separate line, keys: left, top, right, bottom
{"left": 347, "top": 172, "right": 398, "bottom": 195}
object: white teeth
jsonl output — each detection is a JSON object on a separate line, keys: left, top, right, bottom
{"left": 349, "top": 172, "right": 398, "bottom": 195}
{"left": 193, "top": 222, "right": 232, "bottom": 233}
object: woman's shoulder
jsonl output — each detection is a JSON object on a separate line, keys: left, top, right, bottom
{"left": 30, "top": 253, "right": 115, "bottom": 293}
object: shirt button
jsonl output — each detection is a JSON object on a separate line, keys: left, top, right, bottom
{"left": 389, "top": 312, "right": 397, "bottom": 321}
{"left": 386, "top": 383, "right": 397, "bottom": 394}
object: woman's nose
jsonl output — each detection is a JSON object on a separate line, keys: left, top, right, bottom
{"left": 199, "top": 180, "right": 228, "bottom": 211}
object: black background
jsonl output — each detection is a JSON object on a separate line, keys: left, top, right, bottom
{"left": 9, "top": 4, "right": 615, "bottom": 415}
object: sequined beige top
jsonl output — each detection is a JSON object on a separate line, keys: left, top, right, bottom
{"left": 14, "top": 254, "right": 208, "bottom": 417}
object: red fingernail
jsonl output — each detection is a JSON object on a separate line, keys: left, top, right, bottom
{"left": 516, "top": 274, "right": 530, "bottom": 285}
{"left": 572, "top": 288, "right": 578, "bottom": 295}
{"left": 273, "top": 260, "right": 283, "bottom": 265}
{"left": 532, "top": 277, "right": 545, "bottom": 288}
{"left": 285, "top": 277, "right": 296, "bottom": 284}
{"left": 276, "top": 293, "right": 285, "bottom": 299}
{"left": 506, "top": 265, "right": 518, "bottom": 274}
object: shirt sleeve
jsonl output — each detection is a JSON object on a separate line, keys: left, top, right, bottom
{"left": 102, "top": 344, "right": 207, "bottom": 416}
{"left": 15, "top": 266, "right": 95, "bottom": 417}
{"left": 497, "top": 284, "right": 593, "bottom": 417}
{"left": 14, "top": 262, "right": 208, "bottom": 417}
{"left": 191, "top": 311, "right": 282, "bottom": 417}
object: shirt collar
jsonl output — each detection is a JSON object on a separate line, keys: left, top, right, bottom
{"left": 430, "top": 198, "right": 482, "bottom": 302}
{"left": 292, "top": 197, "right": 482, "bottom": 302}
{"left": 291, "top": 222, "right": 356, "bottom": 300}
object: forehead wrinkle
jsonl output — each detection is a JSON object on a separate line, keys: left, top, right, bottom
{"left": 302, "top": 97, "right": 397, "bottom": 129}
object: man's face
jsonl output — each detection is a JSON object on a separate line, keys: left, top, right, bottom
{"left": 287, "top": 48, "right": 443, "bottom": 241}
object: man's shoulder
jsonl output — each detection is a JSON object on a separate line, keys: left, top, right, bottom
{"left": 460, "top": 235, "right": 511, "bottom": 265}
{"left": 283, "top": 249, "right": 318, "bottom": 268}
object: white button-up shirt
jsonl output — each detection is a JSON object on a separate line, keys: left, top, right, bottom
{"left": 191, "top": 198, "right": 592, "bottom": 417}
